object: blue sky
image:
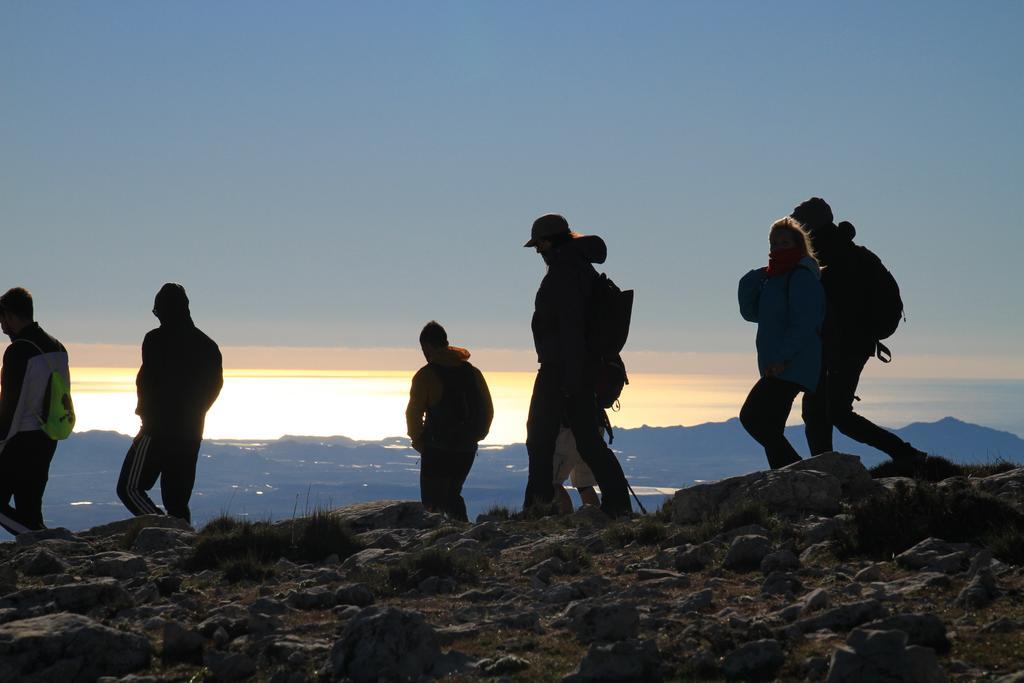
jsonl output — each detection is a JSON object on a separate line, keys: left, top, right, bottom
{"left": 3, "top": 1, "right": 1022, "bottom": 370}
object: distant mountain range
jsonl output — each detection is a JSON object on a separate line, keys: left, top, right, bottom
{"left": 23, "top": 416, "right": 1024, "bottom": 536}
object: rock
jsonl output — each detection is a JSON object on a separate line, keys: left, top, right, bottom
{"left": 760, "top": 549, "right": 800, "bottom": 574}
{"left": 0, "top": 612, "right": 151, "bottom": 682}
{"left": 0, "top": 578, "right": 133, "bottom": 615}
{"left": 0, "top": 565, "right": 16, "bottom": 594}
{"left": 13, "top": 527, "right": 82, "bottom": 546}
{"left": 538, "top": 575, "right": 612, "bottom": 604}
{"left": 340, "top": 548, "right": 399, "bottom": 572}
{"left": 131, "top": 528, "right": 195, "bottom": 553}
{"left": 881, "top": 572, "right": 951, "bottom": 597}
{"left": 204, "top": 651, "right": 257, "bottom": 681}
{"left": 328, "top": 607, "right": 441, "bottom": 683}
{"left": 567, "top": 601, "right": 639, "bottom": 643}
{"left": 674, "top": 543, "right": 715, "bottom": 571}
{"left": 90, "top": 552, "right": 148, "bottom": 580}
{"left": 762, "top": 572, "right": 802, "bottom": 597}
{"left": 721, "top": 638, "right": 785, "bottom": 680}
{"left": 853, "top": 564, "right": 883, "bottom": 583}
{"left": 895, "top": 538, "right": 974, "bottom": 574}
{"left": 800, "top": 588, "right": 830, "bottom": 615}
{"left": 82, "top": 515, "right": 192, "bottom": 539}
{"left": 789, "top": 599, "right": 887, "bottom": 636}
{"left": 676, "top": 588, "right": 714, "bottom": 613}
{"left": 328, "top": 500, "right": 444, "bottom": 532}
{"left": 995, "top": 673, "right": 1024, "bottom": 683}
{"left": 980, "top": 617, "right": 1021, "bottom": 634}
{"left": 162, "top": 621, "right": 204, "bottom": 661}
{"left": 804, "top": 518, "right": 841, "bottom": 544}
{"left": 955, "top": 568, "right": 998, "bottom": 608}
{"left": 862, "top": 613, "right": 950, "bottom": 653}
{"left": 636, "top": 568, "right": 687, "bottom": 584}
{"left": 672, "top": 469, "right": 842, "bottom": 524}
{"left": 479, "top": 654, "right": 531, "bottom": 675}
{"left": 799, "top": 542, "right": 835, "bottom": 565}
{"left": 335, "top": 583, "right": 375, "bottom": 607}
{"left": 16, "top": 547, "right": 68, "bottom": 576}
{"left": 723, "top": 535, "right": 771, "bottom": 571}
{"left": 286, "top": 586, "right": 337, "bottom": 610}
{"left": 825, "top": 628, "right": 947, "bottom": 683}
{"left": 563, "top": 638, "right": 662, "bottom": 682}
{"left": 783, "top": 452, "right": 883, "bottom": 498}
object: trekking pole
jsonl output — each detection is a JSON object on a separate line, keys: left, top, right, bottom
{"left": 626, "top": 481, "right": 647, "bottom": 515}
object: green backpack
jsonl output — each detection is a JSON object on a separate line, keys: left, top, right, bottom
{"left": 18, "top": 340, "right": 75, "bottom": 440}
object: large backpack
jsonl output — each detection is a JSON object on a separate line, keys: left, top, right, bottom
{"left": 422, "top": 363, "right": 484, "bottom": 451}
{"left": 848, "top": 228, "right": 904, "bottom": 362}
{"left": 586, "top": 272, "right": 634, "bottom": 414}
{"left": 18, "top": 339, "right": 75, "bottom": 440}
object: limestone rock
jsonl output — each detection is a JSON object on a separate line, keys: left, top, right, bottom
{"left": 862, "top": 613, "right": 950, "bottom": 653}
{"left": 789, "top": 599, "right": 887, "bottom": 636}
{"left": 895, "top": 538, "right": 974, "bottom": 574}
{"left": 90, "top": 552, "right": 148, "bottom": 580}
{"left": 0, "top": 578, "right": 133, "bottom": 615}
{"left": 721, "top": 638, "right": 785, "bottom": 681}
{"left": 563, "top": 638, "right": 662, "bottom": 682}
{"left": 204, "top": 650, "right": 257, "bottom": 681}
{"left": 15, "top": 547, "right": 68, "bottom": 576}
{"left": 328, "top": 607, "right": 441, "bottom": 683}
{"left": 956, "top": 569, "right": 998, "bottom": 609}
{"left": 783, "top": 452, "right": 883, "bottom": 498}
{"left": 760, "top": 549, "right": 800, "bottom": 574}
{"left": 328, "top": 500, "right": 444, "bottom": 533}
{"left": 825, "top": 628, "right": 947, "bottom": 683}
{"left": 161, "top": 620, "right": 204, "bottom": 661}
{"left": 676, "top": 588, "right": 714, "bottom": 613}
{"left": 0, "top": 612, "right": 151, "bottom": 682}
{"left": 723, "top": 535, "right": 771, "bottom": 571}
{"left": 82, "top": 515, "right": 192, "bottom": 539}
{"left": 672, "top": 469, "right": 841, "bottom": 524}
{"left": 479, "top": 654, "right": 531, "bottom": 675}
{"left": 131, "top": 528, "right": 195, "bottom": 553}
{"left": 566, "top": 601, "right": 639, "bottom": 643}
{"left": 13, "top": 527, "right": 82, "bottom": 547}
{"left": 674, "top": 543, "right": 715, "bottom": 571}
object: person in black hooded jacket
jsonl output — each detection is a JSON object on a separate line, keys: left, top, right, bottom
{"left": 522, "top": 214, "right": 632, "bottom": 517}
{"left": 791, "top": 198, "right": 927, "bottom": 470}
{"left": 116, "top": 283, "right": 223, "bottom": 525}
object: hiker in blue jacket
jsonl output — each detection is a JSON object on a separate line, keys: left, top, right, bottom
{"left": 738, "top": 217, "right": 826, "bottom": 469}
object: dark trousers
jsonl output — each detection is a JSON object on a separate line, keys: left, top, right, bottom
{"left": 802, "top": 352, "right": 908, "bottom": 458}
{"left": 740, "top": 377, "right": 803, "bottom": 470}
{"left": 116, "top": 431, "right": 201, "bottom": 524}
{"left": 0, "top": 431, "right": 57, "bottom": 535}
{"left": 524, "top": 365, "right": 632, "bottom": 516}
{"left": 420, "top": 447, "right": 476, "bottom": 522}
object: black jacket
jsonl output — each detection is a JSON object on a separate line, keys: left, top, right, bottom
{"left": 531, "top": 235, "right": 607, "bottom": 394}
{"left": 136, "top": 315, "right": 223, "bottom": 440}
{"left": 814, "top": 223, "right": 877, "bottom": 361}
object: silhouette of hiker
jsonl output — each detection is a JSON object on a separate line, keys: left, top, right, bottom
{"left": 791, "top": 198, "right": 928, "bottom": 470}
{"left": 522, "top": 214, "right": 632, "bottom": 516}
{"left": 117, "top": 283, "right": 223, "bottom": 525}
{"left": 738, "top": 218, "right": 826, "bottom": 469}
{"left": 406, "top": 321, "right": 493, "bottom": 522}
{"left": 0, "top": 288, "right": 72, "bottom": 535}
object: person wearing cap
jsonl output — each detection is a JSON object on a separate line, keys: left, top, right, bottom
{"left": 0, "top": 287, "right": 71, "bottom": 535}
{"left": 523, "top": 214, "right": 632, "bottom": 517}
{"left": 791, "top": 197, "right": 928, "bottom": 469}
{"left": 406, "top": 320, "right": 493, "bottom": 521}
{"left": 116, "top": 283, "right": 223, "bottom": 525}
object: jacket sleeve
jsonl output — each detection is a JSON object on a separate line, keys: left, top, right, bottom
{"left": 0, "top": 344, "right": 28, "bottom": 440}
{"left": 475, "top": 368, "right": 494, "bottom": 442}
{"left": 555, "top": 268, "right": 590, "bottom": 395}
{"left": 779, "top": 269, "right": 826, "bottom": 362}
{"left": 405, "top": 367, "right": 432, "bottom": 452}
{"left": 738, "top": 268, "right": 766, "bottom": 323}
{"left": 135, "top": 332, "right": 156, "bottom": 418}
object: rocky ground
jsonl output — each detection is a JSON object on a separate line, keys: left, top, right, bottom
{"left": 2, "top": 452, "right": 1024, "bottom": 682}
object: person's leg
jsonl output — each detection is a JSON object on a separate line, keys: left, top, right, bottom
{"left": 159, "top": 438, "right": 201, "bottom": 524}
{"left": 419, "top": 447, "right": 446, "bottom": 513}
{"left": 828, "top": 353, "right": 915, "bottom": 458}
{"left": 554, "top": 484, "right": 574, "bottom": 514}
{"left": 802, "top": 365, "right": 833, "bottom": 455}
{"left": 740, "top": 378, "right": 802, "bottom": 469}
{"left": 0, "top": 435, "right": 35, "bottom": 535}
{"left": 444, "top": 448, "right": 476, "bottom": 522}
{"left": 565, "top": 395, "right": 631, "bottom": 517}
{"left": 524, "top": 367, "right": 562, "bottom": 510}
{"left": 577, "top": 486, "right": 600, "bottom": 507}
{"left": 11, "top": 433, "right": 57, "bottom": 530}
{"left": 116, "top": 433, "right": 165, "bottom": 517}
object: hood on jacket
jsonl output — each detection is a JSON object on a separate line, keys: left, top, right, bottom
{"left": 427, "top": 345, "right": 471, "bottom": 367}
{"left": 798, "top": 256, "right": 822, "bottom": 279}
{"left": 549, "top": 234, "right": 607, "bottom": 266}
{"left": 154, "top": 283, "right": 193, "bottom": 326}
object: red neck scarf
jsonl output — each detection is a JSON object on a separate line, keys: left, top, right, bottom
{"left": 765, "top": 247, "right": 804, "bottom": 277}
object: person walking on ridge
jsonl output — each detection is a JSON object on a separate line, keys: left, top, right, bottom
{"left": 0, "top": 288, "right": 72, "bottom": 535}
{"left": 522, "top": 213, "right": 632, "bottom": 517}
{"left": 738, "top": 218, "right": 826, "bottom": 469}
{"left": 406, "top": 321, "right": 493, "bottom": 522}
{"left": 116, "top": 283, "right": 223, "bottom": 525}
{"left": 791, "top": 198, "right": 928, "bottom": 470}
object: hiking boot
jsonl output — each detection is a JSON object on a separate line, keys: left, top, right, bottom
{"left": 890, "top": 444, "right": 929, "bottom": 477}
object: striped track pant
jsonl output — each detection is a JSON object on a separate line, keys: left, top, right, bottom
{"left": 116, "top": 431, "right": 201, "bottom": 525}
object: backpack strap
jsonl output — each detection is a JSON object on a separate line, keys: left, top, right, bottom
{"left": 875, "top": 341, "right": 892, "bottom": 363}
{"left": 14, "top": 338, "right": 56, "bottom": 373}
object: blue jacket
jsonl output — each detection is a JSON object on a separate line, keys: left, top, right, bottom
{"left": 738, "top": 257, "right": 826, "bottom": 392}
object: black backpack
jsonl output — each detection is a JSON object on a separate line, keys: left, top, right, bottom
{"left": 848, "top": 228, "right": 904, "bottom": 362}
{"left": 586, "top": 272, "right": 634, "bottom": 412}
{"left": 423, "top": 363, "right": 484, "bottom": 450}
